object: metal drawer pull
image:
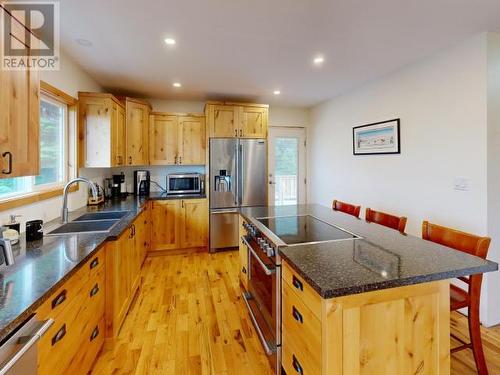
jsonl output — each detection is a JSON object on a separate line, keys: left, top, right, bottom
{"left": 241, "top": 267, "right": 247, "bottom": 274}
{"left": 241, "top": 236, "right": 275, "bottom": 276}
{"left": 51, "top": 290, "right": 67, "bottom": 309}
{"left": 51, "top": 324, "right": 66, "bottom": 346}
{"left": 90, "top": 326, "right": 99, "bottom": 341}
{"left": 0, "top": 318, "right": 54, "bottom": 375}
{"left": 1, "top": 152, "right": 12, "bottom": 175}
{"left": 90, "top": 284, "right": 99, "bottom": 297}
{"left": 292, "top": 306, "right": 303, "bottom": 323}
{"left": 292, "top": 355, "right": 304, "bottom": 375}
{"left": 90, "top": 257, "right": 99, "bottom": 269}
{"left": 292, "top": 275, "right": 303, "bottom": 291}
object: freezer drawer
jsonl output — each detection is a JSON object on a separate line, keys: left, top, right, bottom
{"left": 210, "top": 211, "right": 239, "bottom": 251}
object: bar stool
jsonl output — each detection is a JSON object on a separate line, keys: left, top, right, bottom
{"left": 332, "top": 199, "right": 361, "bottom": 218}
{"left": 365, "top": 208, "right": 407, "bottom": 233}
{"left": 422, "top": 220, "right": 491, "bottom": 375}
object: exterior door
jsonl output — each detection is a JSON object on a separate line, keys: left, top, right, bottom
{"left": 268, "top": 127, "right": 307, "bottom": 206}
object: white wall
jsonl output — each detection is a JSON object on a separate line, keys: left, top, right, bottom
{"left": 308, "top": 33, "right": 500, "bottom": 325}
{"left": 0, "top": 50, "right": 102, "bottom": 229}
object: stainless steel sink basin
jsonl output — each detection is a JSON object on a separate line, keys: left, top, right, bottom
{"left": 73, "top": 211, "right": 130, "bottom": 222}
{"left": 46, "top": 219, "right": 120, "bottom": 236}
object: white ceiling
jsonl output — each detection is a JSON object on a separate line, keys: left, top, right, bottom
{"left": 60, "top": 0, "right": 500, "bottom": 107}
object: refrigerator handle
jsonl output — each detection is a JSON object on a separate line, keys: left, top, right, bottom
{"left": 238, "top": 143, "right": 243, "bottom": 206}
{"left": 234, "top": 143, "right": 239, "bottom": 206}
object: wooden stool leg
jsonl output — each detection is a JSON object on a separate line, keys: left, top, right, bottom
{"left": 468, "top": 303, "right": 489, "bottom": 375}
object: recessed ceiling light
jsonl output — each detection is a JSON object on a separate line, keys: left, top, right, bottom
{"left": 76, "top": 38, "right": 92, "bottom": 47}
{"left": 273, "top": 90, "right": 281, "bottom": 95}
{"left": 173, "top": 82, "right": 182, "bottom": 88}
{"left": 313, "top": 55, "right": 325, "bottom": 65}
{"left": 164, "top": 38, "right": 176, "bottom": 45}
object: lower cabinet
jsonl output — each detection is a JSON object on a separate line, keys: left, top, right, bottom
{"left": 105, "top": 209, "right": 148, "bottom": 338}
{"left": 238, "top": 215, "right": 249, "bottom": 290}
{"left": 151, "top": 199, "right": 208, "bottom": 252}
{"left": 37, "top": 250, "right": 105, "bottom": 375}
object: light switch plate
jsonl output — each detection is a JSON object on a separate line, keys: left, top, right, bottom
{"left": 453, "top": 177, "right": 469, "bottom": 191}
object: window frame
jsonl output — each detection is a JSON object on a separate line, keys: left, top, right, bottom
{"left": 0, "top": 81, "right": 79, "bottom": 211}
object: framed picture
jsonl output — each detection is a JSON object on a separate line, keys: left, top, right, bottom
{"left": 353, "top": 118, "right": 400, "bottom": 155}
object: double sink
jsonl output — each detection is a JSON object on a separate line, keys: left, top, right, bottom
{"left": 47, "top": 211, "right": 130, "bottom": 236}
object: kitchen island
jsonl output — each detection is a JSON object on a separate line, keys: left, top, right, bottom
{"left": 239, "top": 204, "right": 498, "bottom": 375}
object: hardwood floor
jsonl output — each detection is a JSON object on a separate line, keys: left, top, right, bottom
{"left": 91, "top": 251, "right": 500, "bottom": 375}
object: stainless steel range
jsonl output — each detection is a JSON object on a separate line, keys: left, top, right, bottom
{"left": 240, "top": 214, "right": 360, "bottom": 373}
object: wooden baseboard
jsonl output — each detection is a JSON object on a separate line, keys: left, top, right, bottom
{"left": 147, "top": 247, "right": 208, "bottom": 257}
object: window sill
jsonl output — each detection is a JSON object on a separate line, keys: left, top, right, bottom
{"left": 0, "top": 185, "right": 79, "bottom": 213}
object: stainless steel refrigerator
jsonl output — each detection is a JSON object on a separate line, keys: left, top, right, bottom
{"left": 209, "top": 138, "right": 267, "bottom": 252}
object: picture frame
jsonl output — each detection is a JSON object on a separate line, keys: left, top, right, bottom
{"left": 353, "top": 118, "right": 400, "bottom": 155}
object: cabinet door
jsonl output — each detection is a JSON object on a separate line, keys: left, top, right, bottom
{"left": 179, "top": 116, "right": 206, "bottom": 165}
{"left": 0, "top": 10, "right": 40, "bottom": 178}
{"left": 149, "top": 114, "right": 178, "bottom": 165}
{"left": 208, "top": 105, "right": 238, "bottom": 137}
{"left": 126, "top": 100, "right": 150, "bottom": 166}
{"left": 151, "top": 200, "right": 181, "bottom": 251}
{"left": 134, "top": 207, "right": 150, "bottom": 265}
{"left": 239, "top": 106, "right": 268, "bottom": 138}
{"left": 180, "top": 199, "right": 208, "bottom": 248}
{"left": 79, "top": 98, "right": 112, "bottom": 167}
{"left": 111, "top": 104, "right": 126, "bottom": 166}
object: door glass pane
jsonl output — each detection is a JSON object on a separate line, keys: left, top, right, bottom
{"left": 274, "top": 138, "right": 298, "bottom": 206}
{"left": 35, "top": 98, "right": 65, "bottom": 186}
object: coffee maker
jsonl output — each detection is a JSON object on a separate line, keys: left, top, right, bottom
{"left": 112, "top": 173, "right": 126, "bottom": 197}
{"left": 134, "top": 170, "right": 150, "bottom": 196}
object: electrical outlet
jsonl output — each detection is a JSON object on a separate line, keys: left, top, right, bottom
{"left": 453, "top": 177, "right": 469, "bottom": 191}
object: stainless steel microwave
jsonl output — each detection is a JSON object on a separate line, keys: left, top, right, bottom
{"left": 166, "top": 173, "right": 202, "bottom": 195}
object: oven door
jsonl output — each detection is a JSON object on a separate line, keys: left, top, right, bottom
{"left": 241, "top": 236, "right": 280, "bottom": 372}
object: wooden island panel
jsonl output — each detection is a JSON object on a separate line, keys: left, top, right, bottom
{"left": 282, "top": 260, "right": 450, "bottom": 375}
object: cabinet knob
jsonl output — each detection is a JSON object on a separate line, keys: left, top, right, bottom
{"left": 128, "top": 156, "right": 132, "bottom": 165}
{"left": 2, "top": 152, "right": 12, "bottom": 175}
{"left": 239, "top": 129, "right": 243, "bottom": 137}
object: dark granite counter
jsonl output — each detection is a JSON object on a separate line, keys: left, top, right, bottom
{"left": 239, "top": 204, "right": 498, "bottom": 299}
{"left": 0, "top": 193, "right": 206, "bottom": 342}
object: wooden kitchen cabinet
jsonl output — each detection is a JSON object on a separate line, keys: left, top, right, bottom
{"left": 151, "top": 200, "right": 181, "bottom": 251}
{"left": 151, "top": 198, "right": 208, "bottom": 251}
{"left": 78, "top": 92, "right": 126, "bottom": 167}
{"left": 205, "top": 102, "right": 268, "bottom": 139}
{"left": 149, "top": 113, "right": 206, "bottom": 165}
{"left": 180, "top": 198, "right": 208, "bottom": 248}
{"left": 125, "top": 98, "right": 151, "bottom": 166}
{"left": 239, "top": 106, "right": 268, "bottom": 138}
{"left": 149, "top": 113, "right": 179, "bottom": 165}
{"left": 37, "top": 250, "right": 105, "bottom": 375}
{"left": 0, "top": 7, "right": 40, "bottom": 178}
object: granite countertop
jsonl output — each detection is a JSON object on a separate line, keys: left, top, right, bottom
{"left": 0, "top": 192, "right": 206, "bottom": 342}
{"left": 239, "top": 205, "right": 498, "bottom": 299}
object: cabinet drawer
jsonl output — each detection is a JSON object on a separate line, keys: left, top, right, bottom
{"left": 66, "top": 317, "right": 105, "bottom": 375}
{"left": 282, "top": 334, "right": 321, "bottom": 375}
{"left": 282, "top": 282, "right": 322, "bottom": 370}
{"left": 282, "top": 261, "right": 322, "bottom": 319}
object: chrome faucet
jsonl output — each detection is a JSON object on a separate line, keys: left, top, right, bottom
{"left": 61, "top": 178, "right": 98, "bottom": 224}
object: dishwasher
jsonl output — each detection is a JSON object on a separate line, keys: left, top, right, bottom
{"left": 0, "top": 315, "right": 53, "bottom": 374}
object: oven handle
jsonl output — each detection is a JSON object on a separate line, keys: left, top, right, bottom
{"left": 241, "top": 236, "right": 275, "bottom": 276}
{"left": 242, "top": 292, "right": 277, "bottom": 356}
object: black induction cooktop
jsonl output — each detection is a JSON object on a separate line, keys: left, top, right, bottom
{"left": 257, "top": 215, "right": 359, "bottom": 245}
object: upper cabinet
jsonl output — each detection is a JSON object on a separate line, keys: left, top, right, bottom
{"left": 150, "top": 113, "right": 206, "bottom": 165}
{"left": 0, "top": 8, "right": 40, "bottom": 178}
{"left": 206, "top": 102, "right": 268, "bottom": 139}
{"left": 78, "top": 93, "right": 126, "bottom": 168}
{"left": 124, "top": 98, "right": 151, "bottom": 166}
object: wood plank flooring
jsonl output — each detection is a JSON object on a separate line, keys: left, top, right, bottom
{"left": 91, "top": 251, "right": 500, "bottom": 375}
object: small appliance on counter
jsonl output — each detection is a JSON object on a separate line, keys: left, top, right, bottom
{"left": 87, "top": 183, "right": 105, "bottom": 205}
{"left": 112, "top": 173, "right": 127, "bottom": 197}
{"left": 26, "top": 220, "right": 43, "bottom": 242}
{"left": 166, "top": 173, "right": 202, "bottom": 195}
{"left": 104, "top": 177, "right": 114, "bottom": 199}
{"left": 134, "top": 170, "right": 150, "bottom": 196}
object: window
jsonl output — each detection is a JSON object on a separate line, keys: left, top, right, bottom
{"left": 0, "top": 84, "right": 76, "bottom": 201}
